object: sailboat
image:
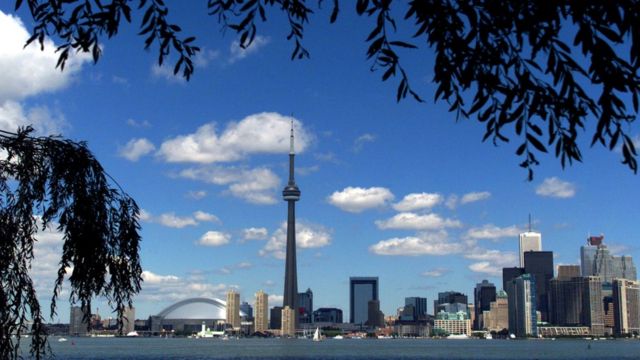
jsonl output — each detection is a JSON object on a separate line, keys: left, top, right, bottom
{"left": 313, "top": 327, "right": 321, "bottom": 342}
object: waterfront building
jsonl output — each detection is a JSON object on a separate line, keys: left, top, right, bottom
{"left": 239, "top": 302, "right": 253, "bottom": 320}
{"left": 603, "top": 296, "right": 615, "bottom": 335}
{"left": 226, "top": 290, "right": 241, "bottom": 330}
{"left": 149, "top": 297, "right": 246, "bottom": 333}
{"left": 507, "top": 274, "right": 537, "bottom": 338}
{"left": 297, "top": 288, "right": 313, "bottom": 324}
{"left": 581, "top": 235, "right": 637, "bottom": 282}
{"left": 366, "top": 299, "right": 384, "bottom": 328}
{"left": 404, "top": 297, "right": 427, "bottom": 321}
{"left": 524, "top": 251, "right": 554, "bottom": 321}
{"left": 474, "top": 280, "right": 496, "bottom": 330}
{"left": 550, "top": 276, "right": 605, "bottom": 336}
{"left": 121, "top": 306, "right": 135, "bottom": 335}
{"left": 282, "top": 122, "right": 301, "bottom": 330}
{"left": 69, "top": 305, "right": 89, "bottom": 336}
{"left": 612, "top": 279, "right": 640, "bottom": 335}
{"left": 502, "top": 267, "right": 525, "bottom": 293}
{"left": 537, "top": 326, "right": 590, "bottom": 337}
{"left": 349, "top": 277, "right": 379, "bottom": 325}
{"left": 434, "top": 311, "right": 471, "bottom": 336}
{"left": 434, "top": 291, "right": 468, "bottom": 316}
{"left": 281, "top": 306, "right": 296, "bottom": 336}
{"left": 270, "top": 306, "right": 283, "bottom": 330}
{"left": 557, "top": 265, "right": 581, "bottom": 280}
{"left": 254, "top": 290, "right": 269, "bottom": 333}
{"left": 312, "top": 308, "right": 343, "bottom": 323}
{"left": 519, "top": 231, "right": 542, "bottom": 267}
{"left": 482, "top": 290, "right": 509, "bottom": 331}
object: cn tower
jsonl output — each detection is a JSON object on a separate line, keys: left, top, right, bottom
{"left": 282, "top": 121, "right": 300, "bottom": 328}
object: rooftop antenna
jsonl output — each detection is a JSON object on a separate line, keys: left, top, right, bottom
{"left": 289, "top": 119, "right": 295, "bottom": 155}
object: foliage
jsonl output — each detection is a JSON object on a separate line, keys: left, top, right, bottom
{"left": 12, "top": 1, "right": 640, "bottom": 178}
{"left": 0, "top": 128, "right": 142, "bottom": 359}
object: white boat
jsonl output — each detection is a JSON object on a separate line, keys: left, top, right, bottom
{"left": 126, "top": 331, "right": 139, "bottom": 337}
{"left": 485, "top": 333, "right": 493, "bottom": 340}
{"left": 58, "top": 337, "right": 68, "bottom": 342}
{"left": 333, "top": 335, "right": 344, "bottom": 340}
{"left": 446, "top": 334, "right": 469, "bottom": 339}
{"left": 312, "top": 327, "right": 321, "bottom": 342}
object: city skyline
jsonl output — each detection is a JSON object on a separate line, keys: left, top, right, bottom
{"left": 1, "top": 4, "right": 639, "bottom": 323}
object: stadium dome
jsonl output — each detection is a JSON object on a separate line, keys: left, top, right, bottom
{"left": 149, "top": 297, "right": 247, "bottom": 333}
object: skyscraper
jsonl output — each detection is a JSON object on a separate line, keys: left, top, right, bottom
{"left": 69, "top": 305, "right": 89, "bottom": 336}
{"left": 434, "top": 291, "right": 468, "bottom": 315}
{"left": 240, "top": 302, "right": 253, "bottom": 319}
{"left": 482, "top": 290, "right": 509, "bottom": 332}
{"left": 519, "top": 231, "right": 542, "bottom": 267}
{"left": 297, "top": 288, "right": 313, "bottom": 324}
{"left": 282, "top": 122, "right": 301, "bottom": 330}
{"left": 557, "top": 265, "right": 581, "bottom": 280}
{"left": 549, "top": 276, "right": 604, "bottom": 336}
{"left": 120, "top": 306, "right": 135, "bottom": 335}
{"left": 349, "top": 277, "right": 379, "bottom": 324}
{"left": 524, "top": 251, "right": 554, "bottom": 321}
{"left": 281, "top": 306, "right": 296, "bottom": 336}
{"left": 404, "top": 297, "right": 428, "bottom": 321}
{"left": 507, "top": 274, "right": 537, "bottom": 338}
{"left": 502, "top": 267, "right": 525, "bottom": 292}
{"left": 612, "top": 279, "right": 640, "bottom": 336}
{"left": 474, "top": 280, "right": 496, "bottom": 330}
{"left": 254, "top": 290, "right": 269, "bottom": 333}
{"left": 580, "top": 235, "right": 637, "bottom": 282}
{"left": 226, "top": 290, "right": 240, "bottom": 329}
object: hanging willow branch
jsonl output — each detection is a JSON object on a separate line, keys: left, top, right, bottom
{"left": 0, "top": 127, "right": 142, "bottom": 359}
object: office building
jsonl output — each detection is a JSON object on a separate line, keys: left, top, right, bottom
{"left": 474, "top": 280, "right": 497, "bottom": 330}
{"left": 269, "top": 306, "right": 282, "bottom": 330}
{"left": 507, "top": 274, "right": 537, "bottom": 338}
{"left": 581, "top": 235, "right": 637, "bottom": 282}
{"left": 281, "top": 306, "right": 296, "bottom": 336}
{"left": 366, "top": 299, "right": 384, "bottom": 328}
{"left": 283, "top": 123, "right": 301, "bottom": 330}
{"left": 524, "top": 251, "right": 554, "bottom": 321}
{"left": 519, "top": 231, "right": 542, "bottom": 267}
{"left": 551, "top": 276, "right": 605, "bottom": 336}
{"left": 482, "top": 290, "right": 509, "bottom": 332}
{"left": 434, "top": 311, "right": 471, "bottom": 336}
{"left": 226, "top": 290, "right": 240, "bottom": 329}
{"left": 502, "top": 267, "right": 525, "bottom": 292}
{"left": 350, "top": 277, "right": 379, "bottom": 324}
{"left": 603, "top": 296, "right": 615, "bottom": 335}
{"left": 613, "top": 279, "right": 640, "bottom": 336}
{"left": 404, "top": 297, "right": 427, "bottom": 321}
{"left": 239, "top": 302, "right": 253, "bottom": 320}
{"left": 121, "top": 306, "right": 135, "bottom": 335}
{"left": 557, "top": 265, "right": 581, "bottom": 280}
{"left": 254, "top": 290, "right": 269, "bottom": 333}
{"left": 297, "top": 288, "right": 313, "bottom": 324}
{"left": 313, "top": 308, "right": 343, "bottom": 323}
{"left": 434, "top": 291, "right": 468, "bottom": 315}
{"left": 69, "top": 305, "right": 90, "bottom": 336}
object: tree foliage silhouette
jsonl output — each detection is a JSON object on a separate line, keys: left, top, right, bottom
{"left": 0, "top": 127, "right": 142, "bottom": 359}
{"left": 15, "top": 1, "right": 640, "bottom": 178}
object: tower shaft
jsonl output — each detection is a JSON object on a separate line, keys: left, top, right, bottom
{"left": 282, "top": 121, "right": 300, "bottom": 330}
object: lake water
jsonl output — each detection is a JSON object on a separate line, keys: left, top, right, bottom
{"left": 26, "top": 337, "right": 640, "bottom": 359}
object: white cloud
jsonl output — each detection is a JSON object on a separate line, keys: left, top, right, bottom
{"left": 327, "top": 186, "right": 394, "bottom": 213}
{"left": 393, "top": 192, "right": 443, "bottom": 212}
{"left": 141, "top": 270, "right": 180, "bottom": 284}
{"left": 186, "top": 190, "right": 207, "bottom": 200}
{"left": 242, "top": 227, "right": 268, "bottom": 241}
{"left": 193, "top": 211, "right": 221, "bottom": 224}
{"left": 268, "top": 294, "right": 283, "bottom": 307}
{"left": 126, "top": 118, "right": 151, "bottom": 128}
{"left": 158, "top": 113, "right": 311, "bottom": 164}
{"left": 375, "top": 212, "right": 462, "bottom": 231}
{"left": 460, "top": 191, "right": 491, "bottom": 204}
{"left": 445, "top": 195, "right": 459, "bottom": 210}
{"left": 197, "top": 231, "right": 231, "bottom": 247}
{"left": 179, "top": 166, "right": 280, "bottom": 205}
{"left": 465, "top": 248, "right": 518, "bottom": 276}
{"left": 369, "top": 231, "right": 463, "bottom": 256}
{"left": 119, "top": 138, "right": 156, "bottom": 161}
{"left": 229, "top": 35, "right": 270, "bottom": 63}
{"left": 151, "top": 64, "right": 186, "bottom": 83}
{"left": 536, "top": 177, "right": 576, "bottom": 198}
{"left": 139, "top": 270, "right": 233, "bottom": 302}
{"left": 157, "top": 212, "right": 198, "bottom": 228}
{"left": 468, "top": 262, "right": 501, "bottom": 276}
{"left": 465, "top": 224, "right": 523, "bottom": 240}
{"left": 0, "top": 100, "right": 67, "bottom": 135}
{"left": 353, "top": 133, "right": 376, "bottom": 152}
{"left": 217, "top": 261, "right": 252, "bottom": 275}
{"left": 138, "top": 209, "right": 152, "bottom": 222}
{"left": 0, "top": 11, "right": 89, "bottom": 102}
{"left": 259, "top": 221, "right": 332, "bottom": 259}
{"left": 421, "top": 267, "right": 451, "bottom": 278}
{"left": 194, "top": 48, "right": 220, "bottom": 67}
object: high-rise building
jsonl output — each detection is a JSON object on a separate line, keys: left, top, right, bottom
{"left": 434, "top": 311, "right": 471, "bottom": 336}
{"left": 254, "top": 290, "right": 269, "bottom": 333}
{"left": 482, "top": 290, "right": 509, "bottom": 332}
{"left": 524, "top": 251, "right": 554, "bottom": 321}
{"left": 557, "top": 265, "right": 581, "bottom": 280}
{"left": 349, "top": 277, "right": 379, "bottom": 325}
{"left": 313, "top": 308, "right": 343, "bottom": 323}
{"left": 581, "top": 235, "right": 637, "bottom": 282}
{"left": 120, "top": 306, "right": 135, "bottom": 335}
{"left": 226, "top": 290, "right": 240, "bottom": 329}
{"left": 269, "top": 306, "right": 282, "bottom": 330}
{"left": 240, "top": 302, "right": 253, "bottom": 319}
{"left": 281, "top": 306, "right": 296, "bottom": 336}
{"left": 612, "top": 279, "right": 640, "bottom": 335}
{"left": 404, "top": 297, "right": 427, "bottom": 321}
{"left": 474, "top": 280, "right": 496, "bottom": 330}
{"left": 507, "top": 274, "right": 537, "bottom": 338}
{"left": 366, "top": 299, "right": 384, "bottom": 328}
{"left": 552, "top": 276, "right": 605, "bottom": 336}
{"left": 69, "top": 305, "right": 89, "bottom": 336}
{"left": 434, "top": 291, "right": 468, "bottom": 315}
{"left": 603, "top": 296, "right": 615, "bottom": 335}
{"left": 297, "top": 288, "right": 313, "bottom": 324}
{"left": 502, "top": 267, "right": 525, "bottom": 292}
{"left": 283, "top": 122, "right": 301, "bottom": 330}
{"left": 519, "top": 231, "right": 542, "bottom": 267}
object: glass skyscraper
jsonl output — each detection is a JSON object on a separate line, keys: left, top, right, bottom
{"left": 524, "top": 251, "right": 554, "bottom": 321}
{"left": 349, "top": 277, "right": 379, "bottom": 325}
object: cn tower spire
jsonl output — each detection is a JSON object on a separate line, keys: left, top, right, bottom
{"left": 282, "top": 119, "right": 300, "bottom": 330}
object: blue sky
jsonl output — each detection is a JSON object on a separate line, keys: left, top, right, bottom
{"left": 1, "top": 4, "right": 638, "bottom": 322}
